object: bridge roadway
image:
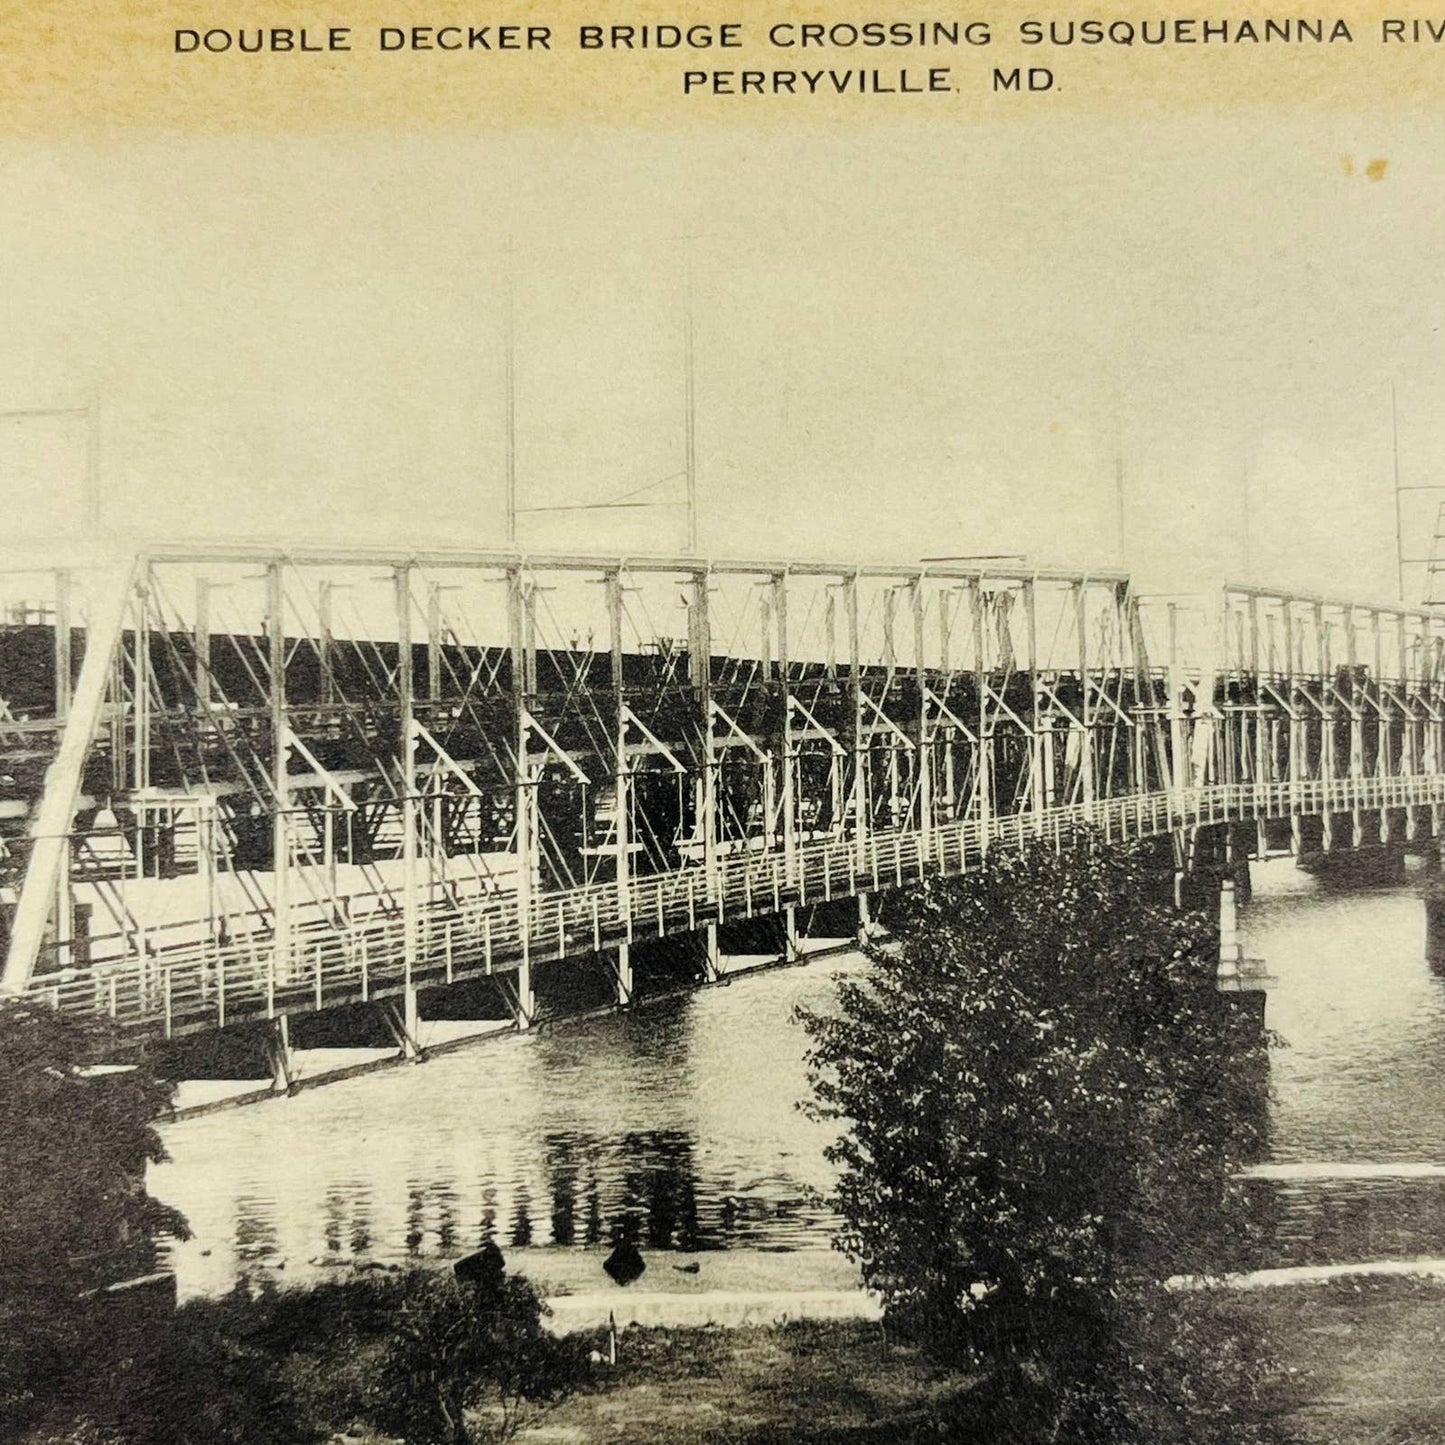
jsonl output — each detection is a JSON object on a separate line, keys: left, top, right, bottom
{"left": 3, "top": 545, "right": 1445, "bottom": 1065}
{"left": 22, "top": 771, "right": 1445, "bottom": 1042}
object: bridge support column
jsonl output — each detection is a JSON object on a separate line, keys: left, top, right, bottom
{"left": 856, "top": 891, "right": 875, "bottom": 946}
{"left": 513, "top": 960, "right": 537, "bottom": 1031}
{"left": 1172, "top": 826, "right": 1231, "bottom": 915}
{"left": 702, "top": 922, "right": 722, "bottom": 983}
{"left": 1226, "top": 824, "right": 1254, "bottom": 904}
{"left": 380, "top": 994, "right": 425, "bottom": 1061}
{"left": 267, "top": 1015, "right": 297, "bottom": 1095}
{"left": 1217, "top": 879, "right": 1242, "bottom": 987}
{"left": 1213, "top": 873, "right": 1269, "bottom": 1112}
{"left": 784, "top": 904, "right": 801, "bottom": 962}
{"left": 1231, "top": 855, "right": 1253, "bottom": 905}
{"left": 614, "top": 942, "right": 634, "bottom": 1005}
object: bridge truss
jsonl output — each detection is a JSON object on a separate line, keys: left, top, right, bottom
{"left": 2, "top": 546, "right": 1443, "bottom": 1048}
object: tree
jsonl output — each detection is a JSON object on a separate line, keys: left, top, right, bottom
{"left": 0, "top": 997, "right": 188, "bottom": 1439}
{"left": 369, "top": 1268, "right": 583, "bottom": 1445}
{"left": 801, "top": 837, "right": 1273, "bottom": 1443}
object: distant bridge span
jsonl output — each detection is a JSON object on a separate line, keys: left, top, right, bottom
{"left": 1, "top": 546, "right": 1441, "bottom": 1060}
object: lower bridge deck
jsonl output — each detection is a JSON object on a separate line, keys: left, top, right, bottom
{"left": 25, "top": 771, "right": 1445, "bottom": 1043}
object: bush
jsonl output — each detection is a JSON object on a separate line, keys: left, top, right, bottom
{"left": 0, "top": 998, "right": 187, "bottom": 1440}
{"left": 801, "top": 837, "right": 1275, "bottom": 1442}
{"left": 369, "top": 1269, "right": 585, "bottom": 1445}
{"left": 160, "top": 1268, "right": 583, "bottom": 1445}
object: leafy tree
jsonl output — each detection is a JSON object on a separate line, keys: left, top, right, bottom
{"left": 801, "top": 837, "right": 1273, "bottom": 1443}
{"left": 0, "top": 997, "right": 188, "bottom": 1439}
{"left": 369, "top": 1268, "right": 584, "bottom": 1445}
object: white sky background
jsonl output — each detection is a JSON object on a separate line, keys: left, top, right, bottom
{"left": 0, "top": 110, "right": 1440, "bottom": 604}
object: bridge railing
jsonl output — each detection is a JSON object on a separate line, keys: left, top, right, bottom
{"left": 23, "top": 771, "right": 1445, "bottom": 1038}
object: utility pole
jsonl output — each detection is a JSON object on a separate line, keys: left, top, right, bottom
{"left": 1240, "top": 458, "right": 1251, "bottom": 581}
{"left": 683, "top": 237, "right": 698, "bottom": 554}
{"left": 1389, "top": 383, "right": 1445, "bottom": 606}
{"left": 1394, "top": 382, "right": 1405, "bottom": 600}
{"left": 505, "top": 242, "right": 518, "bottom": 547}
{"left": 507, "top": 238, "right": 701, "bottom": 552}
{"left": 86, "top": 386, "right": 102, "bottom": 537}
{"left": 1114, "top": 409, "right": 1126, "bottom": 571}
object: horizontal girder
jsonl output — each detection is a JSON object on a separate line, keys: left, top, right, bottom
{"left": 1, "top": 545, "right": 1442, "bottom": 1034}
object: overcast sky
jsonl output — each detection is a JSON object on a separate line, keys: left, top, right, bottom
{"left": 0, "top": 109, "right": 1438, "bottom": 604}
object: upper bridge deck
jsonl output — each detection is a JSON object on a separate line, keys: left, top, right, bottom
{"left": 3, "top": 544, "right": 1444, "bottom": 1044}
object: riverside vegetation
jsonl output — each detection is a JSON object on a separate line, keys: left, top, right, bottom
{"left": 799, "top": 836, "right": 1280, "bottom": 1443}
{"left": 5, "top": 835, "right": 1377, "bottom": 1443}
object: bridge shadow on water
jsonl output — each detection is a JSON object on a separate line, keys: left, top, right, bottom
{"left": 157, "top": 961, "right": 850, "bottom": 1298}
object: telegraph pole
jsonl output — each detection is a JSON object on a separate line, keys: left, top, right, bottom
{"left": 1394, "top": 382, "right": 1405, "bottom": 600}
{"left": 683, "top": 236, "right": 698, "bottom": 553}
{"left": 505, "top": 242, "right": 518, "bottom": 547}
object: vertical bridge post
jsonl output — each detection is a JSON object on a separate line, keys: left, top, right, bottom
{"left": 396, "top": 563, "right": 422, "bottom": 1056}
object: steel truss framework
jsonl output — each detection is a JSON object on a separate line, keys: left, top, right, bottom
{"left": 1, "top": 547, "right": 1443, "bottom": 1042}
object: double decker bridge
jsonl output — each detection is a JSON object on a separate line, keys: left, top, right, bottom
{"left": 1, "top": 544, "right": 1441, "bottom": 1086}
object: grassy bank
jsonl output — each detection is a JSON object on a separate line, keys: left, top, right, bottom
{"left": 1231, "top": 1275, "right": 1445, "bottom": 1444}
{"left": 160, "top": 1282, "right": 971, "bottom": 1445}
{"left": 523, "top": 1277, "right": 1445, "bottom": 1444}
{"left": 51, "top": 1269, "right": 1445, "bottom": 1444}
{"left": 522, "top": 1319, "right": 971, "bottom": 1444}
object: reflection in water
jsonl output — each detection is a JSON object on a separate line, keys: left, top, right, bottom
{"left": 1243, "top": 857, "right": 1445, "bottom": 1267}
{"left": 155, "top": 861, "right": 1445, "bottom": 1300}
{"left": 157, "top": 960, "right": 852, "bottom": 1299}
{"left": 1248, "top": 866, "right": 1445, "bottom": 1162}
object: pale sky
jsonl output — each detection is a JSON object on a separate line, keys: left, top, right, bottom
{"left": 0, "top": 109, "right": 1439, "bottom": 604}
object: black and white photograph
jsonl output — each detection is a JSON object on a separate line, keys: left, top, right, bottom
{"left": 3, "top": 9, "right": 1445, "bottom": 1441}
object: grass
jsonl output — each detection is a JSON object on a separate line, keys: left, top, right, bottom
{"left": 518, "top": 1319, "right": 975, "bottom": 1444}
{"left": 1232, "top": 1275, "right": 1445, "bottom": 1445}
{"left": 529, "top": 1278, "right": 1445, "bottom": 1444}
{"left": 85, "top": 1269, "right": 1445, "bottom": 1444}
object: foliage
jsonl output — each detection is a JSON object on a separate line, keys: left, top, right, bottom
{"left": 0, "top": 997, "right": 188, "bottom": 1440}
{"left": 369, "top": 1269, "right": 585, "bottom": 1445}
{"left": 156, "top": 1268, "right": 583, "bottom": 1445}
{"left": 801, "top": 836, "right": 1275, "bottom": 1442}
{"left": 162, "top": 1282, "right": 338, "bottom": 1445}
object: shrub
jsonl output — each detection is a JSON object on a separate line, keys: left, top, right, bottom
{"left": 369, "top": 1269, "right": 585, "bottom": 1445}
{"left": 801, "top": 837, "right": 1275, "bottom": 1442}
{"left": 0, "top": 998, "right": 187, "bottom": 1439}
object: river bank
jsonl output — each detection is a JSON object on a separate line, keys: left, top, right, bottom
{"left": 258, "top": 1275, "right": 1444, "bottom": 1444}
{"left": 520, "top": 1277, "right": 1445, "bottom": 1443}
{"left": 1214, "top": 1275, "right": 1445, "bottom": 1444}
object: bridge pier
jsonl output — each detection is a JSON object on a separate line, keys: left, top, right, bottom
{"left": 1421, "top": 880, "right": 1445, "bottom": 973}
{"left": 506, "top": 963, "right": 537, "bottom": 1031}
{"left": 1216, "top": 878, "right": 1244, "bottom": 988}
{"left": 1231, "top": 855, "right": 1253, "bottom": 905}
{"left": 614, "top": 942, "right": 634, "bottom": 1005}
{"left": 857, "top": 892, "right": 877, "bottom": 946}
{"left": 267, "top": 1015, "right": 297, "bottom": 1095}
{"left": 1213, "top": 874, "right": 1269, "bottom": 1118}
{"left": 379, "top": 995, "right": 425, "bottom": 1061}
{"left": 1172, "top": 824, "right": 1231, "bottom": 914}
{"left": 1163, "top": 832, "right": 1269, "bottom": 1062}
{"left": 1225, "top": 823, "right": 1255, "bottom": 904}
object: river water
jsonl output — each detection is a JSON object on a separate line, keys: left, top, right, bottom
{"left": 154, "top": 857, "right": 1445, "bottom": 1300}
